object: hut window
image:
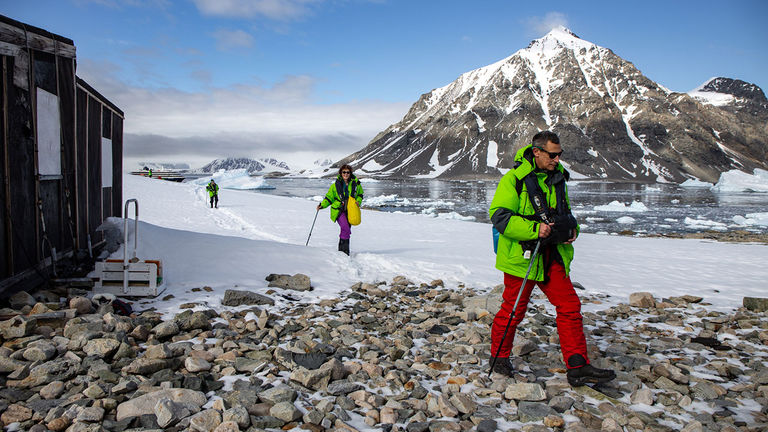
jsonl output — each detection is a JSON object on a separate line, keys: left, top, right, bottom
{"left": 36, "top": 87, "right": 61, "bottom": 176}
{"left": 102, "top": 138, "right": 112, "bottom": 188}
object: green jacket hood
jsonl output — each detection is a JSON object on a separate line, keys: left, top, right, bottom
{"left": 513, "top": 144, "right": 569, "bottom": 183}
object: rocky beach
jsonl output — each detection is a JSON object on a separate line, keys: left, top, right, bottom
{"left": 1, "top": 274, "right": 766, "bottom": 432}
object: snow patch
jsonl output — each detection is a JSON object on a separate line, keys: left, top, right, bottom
{"left": 487, "top": 141, "right": 499, "bottom": 168}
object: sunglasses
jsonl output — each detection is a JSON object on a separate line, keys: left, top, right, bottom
{"left": 534, "top": 146, "right": 563, "bottom": 159}
{"left": 341, "top": 171, "right": 351, "bottom": 174}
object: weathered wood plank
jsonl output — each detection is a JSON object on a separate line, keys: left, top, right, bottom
{"left": 0, "top": 21, "right": 75, "bottom": 58}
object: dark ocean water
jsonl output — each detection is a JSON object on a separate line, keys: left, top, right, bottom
{"left": 245, "top": 177, "right": 768, "bottom": 236}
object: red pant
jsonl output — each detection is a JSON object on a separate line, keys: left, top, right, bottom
{"left": 490, "top": 261, "right": 588, "bottom": 367}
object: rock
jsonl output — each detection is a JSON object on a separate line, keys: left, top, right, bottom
{"left": 543, "top": 415, "right": 565, "bottom": 428}
{"left": 83, "top": 338, "right": 121, "bottom": 358}
{"left": 154, "top": 397, "right": 191, "bottom": 428}
{"left": 250, "top": 415, "right": 285, "bottom": 429}
{"left": 222, "top": 406, "right": 250, "bottom": 428}
{"left": 214, "top": 421, "right": 241, "bottom": 432}
{"left": 512, "top": 337, "right": 537, "bottom": 356}
{"left": 77, "top": 406, "right": 105, "bottom": 422}
{"left": 269, "top": 401, "right": 302, "bottom": 422}
{"left": 630, "top": 388, "right": 654, "bottom": 405}
{"left": 46, "top": 417, "right": 71, "bottom": 431}
{"left": 23, "top": 340, "right": 57, "bottom": 361}
{"left": 327, "top": 381, "right": 363, "bottom": 395}
{"left": 691, "top": 381, "right": 726, "bottom": 400}
{"left": 69, "top": 296, "right": 93, "bottom": 314}
{"left": 1, "top": 403, "right": 33, "bottom": 424}
{"left": 115, "top": 389, "right": 206, "bottom": 421}
{"left": 144, "top": 343, "right": 174, "bottom": 359}
{"left": 18, "top": 358, "right": 79, "bottom": 388}
{"left": 258, "top": 385, "right": 297, "bottom": 404}
{"left": 185, "top": 356, "right": 212, "bottom": 372}
{"left": 629, "top": 292, "right": 656, "bottom": 308}
{"left": 40, "top": 380, "right": 66, "bottom": 399}
{"left": 189, "top": 408, "right": 222, "bottom": 431}
{"left": 0, "top": 315, "right": 37, "bottom": 339}
{"left": 744, "top": 297, "right": 768, "bottom": 312}
{"left": 290, "top": 362, "right": 334, "bottom": 390}
{"left": 292, "top": 352, "right": 327, "bottom": 369}
{"left": 222, "top": 289, "right": 275, "bottom": 306}
{"left": 176, "top": 310, "right": 213, "bottom": 331}
{"left": 152, "top": 320, "right": 180, "bottom": 338}
{"left": 505, "top": 383, "right": 547, "bottom": 401}
{"left": 9, "top": 291, "right": 36, "bottom": 309}
{"left": 265, "top": 273, "right": 312, "bottom": 291}
{"left": 517, "top": 402, "right": 556, "bottom": 422}
{"left": 449, "top": 393, "right": 477, "bottom": 414}
{"left": 0, "top": 355, "right": 28, "bottom": 373}
{"left": 121, "top": 357, "right": 171, "bottom": 375}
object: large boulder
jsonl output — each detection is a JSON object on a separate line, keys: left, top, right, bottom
{"left": 743, "top": 297, "right": 768, "bottom": 312}
{"left": 115, "top": 389, "right": 206, "bottom": 421}
{"left": 221, "top": 289, "right": 275, "bottom": 306}
{"left": 265, "top": 273, "right": 312, "bottom": 291}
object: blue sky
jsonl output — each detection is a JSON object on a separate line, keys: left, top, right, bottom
{"left": 2, "top": 0, "right": 766, "bottom": 169}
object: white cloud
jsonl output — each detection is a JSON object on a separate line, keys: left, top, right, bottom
{"left": 192, "top": 0, "right": 321, "bottom": 21}
{"left": 76, "top": 59, "right": 409, "bottom": 168}
{"left": 212, "top": 29, "right": 255, "bottom": 51}
{"left": 526, "top": 12, "right": 569, "bottom": 37}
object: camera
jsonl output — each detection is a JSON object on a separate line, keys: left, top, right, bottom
{"left": 520, "top": 213, "right": 577, "bottom": 254}
{"left": 543, "top": 213, "right": 577, "bottom": 245}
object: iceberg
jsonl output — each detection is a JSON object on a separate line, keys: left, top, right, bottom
{"left": 189, "top": 169, "right": 275, "bottom": 190}
{"left": 711, "top": 168, "right": 768, "bottom": 193}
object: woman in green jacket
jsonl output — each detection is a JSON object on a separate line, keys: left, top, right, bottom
{"left": 316, "top": 165, "right": 364, "bottom": 255}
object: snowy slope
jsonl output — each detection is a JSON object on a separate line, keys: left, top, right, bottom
{"left": 116, "top": 173, "right": 768, "bottom": 317}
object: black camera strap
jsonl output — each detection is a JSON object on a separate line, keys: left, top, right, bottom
{"left": 519, "top": 170, "right": 574, "bottom": 283}
{"left": 522, "top": 173, "right": 553, "bottom": 224}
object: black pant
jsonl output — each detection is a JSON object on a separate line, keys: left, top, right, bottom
{"left": 210, "top": 195, "right": 218, "bottom": 208}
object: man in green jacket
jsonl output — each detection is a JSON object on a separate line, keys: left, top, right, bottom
{"left": 206, "top": 179, "right": 219, "bottom": 208}
{"left": 489, "top": 131, "right": 615, "bottom": 387}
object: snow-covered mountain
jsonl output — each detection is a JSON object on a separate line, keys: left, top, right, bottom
{"left": 136, "top": 162, "right": 190, "bottom": 171}
{"left": 337, "top": 27, "right": 768, "bottom": 183}
{"left": 313, "top": 158, "right": 334, "bottom": 168}
{"left": 194, "top": 157, "right": 291, "bottom": 174}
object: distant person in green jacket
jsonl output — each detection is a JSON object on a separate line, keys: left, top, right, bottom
{"left": 488, "top": 130, "right": 615, "bottom": 387}
{"left": 148, "top": 169, "right": 152, "bottom": 178}
{"left": 206, "top": 179, "right": 219, "bottom": 208}
{"left": 317, "top": 165, "right": 363, "bottom": 255}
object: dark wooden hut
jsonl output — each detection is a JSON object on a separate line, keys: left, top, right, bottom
{"left": 0, "top": 15, "right": 124, "bottom": 294}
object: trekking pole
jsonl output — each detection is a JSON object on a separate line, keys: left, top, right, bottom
{"left": 488, "top": 239, "right": 542, "bottom": 377}
{"left": 305, "top": 208, "right": 320, "bottom": 246}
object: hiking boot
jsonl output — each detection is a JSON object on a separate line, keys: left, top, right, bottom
{"left": 489, "top": 357, "right": 514, "bottom": 377}
{"left": 338, "top": 239, "right": 350, "bottom": 256}
{"left": 567, "top": 364, "right": 616, "bottom": 386}
{"left": 566, "top": 354, "right": 615, "bottom": 386}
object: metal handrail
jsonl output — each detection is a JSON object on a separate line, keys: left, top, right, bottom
{"left": 123, "top": 199, "right": 139, "bottom": 294}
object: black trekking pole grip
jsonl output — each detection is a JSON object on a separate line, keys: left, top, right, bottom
{"left": 488, "top": 239, "right": 542, "bottom": 377}
{"left": 305, "top": 208, "right": 320, "bottom": 246}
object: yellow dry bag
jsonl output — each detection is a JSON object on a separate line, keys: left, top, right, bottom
{"left": 347, "top": 197, "right": 361, "bottom": 225}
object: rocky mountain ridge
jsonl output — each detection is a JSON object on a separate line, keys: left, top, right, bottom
{"left": 337, "top": 27, "right": 768, "bottom": 183}
{"left": 194, "top": 157, "right": 291, "bottom": 175}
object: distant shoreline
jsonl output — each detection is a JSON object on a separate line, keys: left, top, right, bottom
{"left": 634, "top": 229, "right": 768, "bottom": 244}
